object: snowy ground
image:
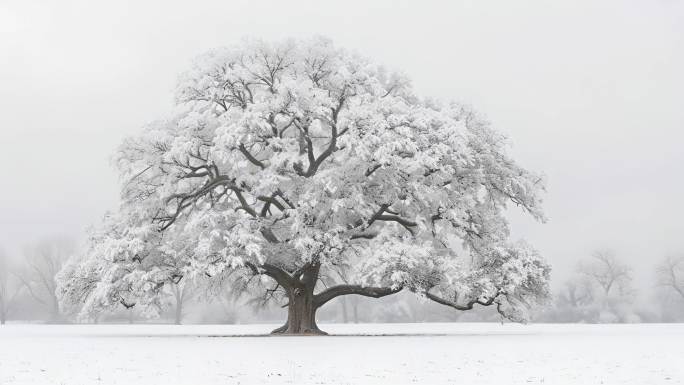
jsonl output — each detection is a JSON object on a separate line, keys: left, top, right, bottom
{"left": 0, "top": 323, "right": 682, "bottom": 385}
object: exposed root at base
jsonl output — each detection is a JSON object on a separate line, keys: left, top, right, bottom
{"left": 270, "top": 324, "right": 328, "bottom": 336}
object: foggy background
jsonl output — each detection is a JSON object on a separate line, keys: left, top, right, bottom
{"left": 1, "top": 0, "right": 683, "bottom": 322}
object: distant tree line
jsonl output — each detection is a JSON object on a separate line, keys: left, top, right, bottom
{"left": 1, "top": 240, "right": 683, "bottom": 325}
{"left": 537, "top": 249, "right": 684, "bottom": 323}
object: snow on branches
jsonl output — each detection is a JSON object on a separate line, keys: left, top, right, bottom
{"left": 58, "top": 37, "right": 550, "bottom": 326}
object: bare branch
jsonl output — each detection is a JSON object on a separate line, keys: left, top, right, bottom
{"left": 314, "top": 284, "right": 401, "bottom": 308}
{"left": 425, "top": 289, "right": 499, "bottom": 311}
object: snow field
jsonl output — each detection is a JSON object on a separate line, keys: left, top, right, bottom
{"left": 0, "top": 323, "right": 682, "bottom": 384}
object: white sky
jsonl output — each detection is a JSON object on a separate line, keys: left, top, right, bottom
{"left": 1, "top": 0, "right": 683, "bottom": 290}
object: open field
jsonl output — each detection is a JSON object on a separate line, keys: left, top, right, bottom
{"left": 0, "top": 323, "right": 682, "bottom": 384}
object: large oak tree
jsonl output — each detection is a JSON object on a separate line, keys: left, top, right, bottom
{"left": 58, "top": 37, "right": 550, "bottom": 334}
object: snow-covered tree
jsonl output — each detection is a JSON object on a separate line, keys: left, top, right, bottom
{"left": 58, "top": 37, "right": 550, "bottom": 334}
{"left": 57, "top": 212, "right": 190, "bottom": 321}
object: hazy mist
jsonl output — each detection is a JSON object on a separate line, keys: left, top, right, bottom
{"left": 1, "top": 0, "right": 683, "bottom": 297}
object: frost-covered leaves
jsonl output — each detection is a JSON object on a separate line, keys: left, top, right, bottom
{"left": 59, "top": 37, "right": 549, "bottom": 320}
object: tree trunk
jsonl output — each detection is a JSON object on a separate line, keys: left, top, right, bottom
{"left": 352, "top": 297, "right": 359, "bottom": 323}
{"left": 171, "top": 283, "right": 188, "bottom": 325}
{"left": 0, "top": 298, "right": 5, "bottom": 325}
{"left": 49, "top": 297, "right": 60, "bottom": 324}
{"left": 174, "top": 297, "right": 183, "bottom": 325}
{"left": 340, "top": 296, "right": 349, "bottom": 323}
{"left": 272, "top": 286, "right": 326, "bottom": 335}
{"left": 271, "top": 264, "right": 326, "bottom": 335}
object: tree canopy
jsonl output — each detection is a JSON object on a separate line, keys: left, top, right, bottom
{"left": 58, "top": 37, "right": 550, "bottom": 333}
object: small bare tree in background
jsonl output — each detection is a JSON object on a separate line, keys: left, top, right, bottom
{"left": 169, "top": 281, "right": 196, "bottom": 325}
{"left": 575, "top": 249, "right": 635, "bottom": 322}
{"left": 541, "top": 250, "right": 634, "bottom": 323}
{"left": 578, "top": 250, "right": 633, "bottom": 297}
{"left": 557, "top": 279, "right": 594, "bottom": 308}
{"left": 656, "top": 255, "right": 684, "bottom": 301}
{"left": 543, "top": 276, "right": 597, "bottom": 322}
{"left": 18, "top": 238, "right": 73, "bottom": 322}
{"left": 0, "top": 249, "right": 23, "bottom": 325}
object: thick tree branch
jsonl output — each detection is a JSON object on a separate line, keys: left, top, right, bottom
{"left": 244, "top": 261, "right": 293, "bottom": 287}
{"left": 239, "top": 144, "right": 266, "bottom": 169}
{"left": 314, "top": 284, "right": 402, "bottom": 308}
{"left": 424, "top": 290, "right": 500, "bottom": 311}
{"left": 375, "top": 214, "right": 417, "bottom": 230}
